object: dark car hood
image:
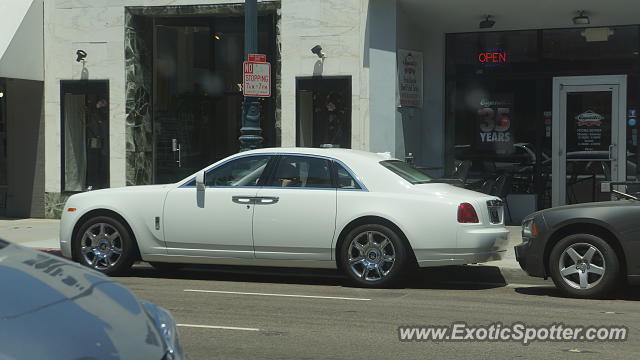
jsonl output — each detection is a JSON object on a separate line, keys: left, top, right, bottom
{"left": 0, "top": 241, "right": 165, "bottom": 360}
{"left": 542, "top": 199, "right": 638, "bottom": 213}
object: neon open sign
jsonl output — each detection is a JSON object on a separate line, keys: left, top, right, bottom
{"left": 478, "top": 49, "right": 508, "bottom": 67}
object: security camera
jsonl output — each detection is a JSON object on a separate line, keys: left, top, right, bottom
{"left": 76, "top": 49, "right": 87, "bottom": 62}
{"left": 311, "top": 45, "right": 325, "bottom": 59}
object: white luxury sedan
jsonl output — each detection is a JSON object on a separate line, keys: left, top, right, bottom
{"left": 60, "top": 148, "right": 509, "bottom": 287}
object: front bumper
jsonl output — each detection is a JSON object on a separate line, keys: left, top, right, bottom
{"left": 514, "top": 239, "right": 546, "bottom": 278}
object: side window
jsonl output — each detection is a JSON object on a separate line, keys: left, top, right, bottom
{"left": 335, "top": 163, "right": 361, "bottom": 189}
{"left": 205, "top": 156, "right": 270, "bottom": 187}
{"left": 269, "top": 156, "right": 333, "bottom": 188}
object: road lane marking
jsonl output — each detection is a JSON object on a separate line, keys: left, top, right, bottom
{"left": 184, "top": 289, "right": 371, "bottom": 301}
{"left": 177, "top": 324, "right": 260, "bottom": 331}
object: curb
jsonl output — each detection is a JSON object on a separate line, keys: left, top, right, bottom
{"left": 37, "top": 248, "right": 65, "bottom": 257}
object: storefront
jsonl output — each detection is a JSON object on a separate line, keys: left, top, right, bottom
{"left": 3, "top": 0, "right": 636, "bottom": 219}
{"left": 444, "top": 26, "right": 640, "bottom": 219}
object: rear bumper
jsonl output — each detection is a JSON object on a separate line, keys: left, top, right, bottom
{"left": 416, "top": 226, "right": 509, "bottom": 267}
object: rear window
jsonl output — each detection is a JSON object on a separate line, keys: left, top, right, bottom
{"left": 380, "top": 160, "right": 432, "bottom": 184}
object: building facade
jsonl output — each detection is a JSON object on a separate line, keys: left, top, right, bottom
{"left": 2, "top": 0, "right": 640, "bottom": 221}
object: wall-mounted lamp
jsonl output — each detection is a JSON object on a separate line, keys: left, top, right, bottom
{"left": 0, "top": 92, "right": 4, "bottom": 99}
{"left": 573, "top": 10, "right": 590, "bottom": 25}
{"left": 75, "top": 49, "right": 87, "bottom": 62}
{"left": 311, "top": 45, "right": 326, "bottom": 59}
{"left": 213, "top": 32, "right": 223, "bottom": 40}
{"left": 479, "top": 15, "right": 495, "bottom": 29}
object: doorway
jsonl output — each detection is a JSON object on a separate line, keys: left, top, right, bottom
{"left": 552, "top": 75, "right": 627, "bottom": 206}
{"left": 152, "top": 15, "right": 276, "bottom": 184}
{"left": 60, "top": 80, "right": 110, "bottom": 192}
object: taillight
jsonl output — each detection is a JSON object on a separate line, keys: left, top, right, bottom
{"left": 457, "top": 203, "right": 479, "bottom": 223}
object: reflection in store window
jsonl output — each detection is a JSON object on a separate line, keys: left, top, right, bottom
{"left": 61, "top": 81, "right": 110, "bottom": 192}
{"left": 296, "top": 77, "right": 351, "bottom": 149}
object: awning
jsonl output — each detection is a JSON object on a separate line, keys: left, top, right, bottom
{"left": 0, "top": 0, "right": 43, "bottom": 81}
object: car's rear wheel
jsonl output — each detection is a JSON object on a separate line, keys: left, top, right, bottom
{"left": 549, "top": 234, "right": 620, "bottom": 299}
{"left": 74, "top": 215, "right": 136, "bottom": 276}
{"left": 339, "top": 224, "right": 411, "bottom": 288}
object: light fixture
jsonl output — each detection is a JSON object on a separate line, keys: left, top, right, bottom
{"left": 581, "top": 27, "right": 613, "bottom": 42}
{"left": 479, "top": 15, "right": 495, "bottom": 29}
{"left": 213, "top": 32, "right": 223, "bottom": 40}
{"left": 0, "top": 92, "right": 4, "bottom": 98}
{"left": 311, "top": 45, "right": 326, "bottom": 59}
{"left": 573, "top": 10, "right": 590, "bottom": 25}
{"left": 75, "top": 49, "right": 87, "bottom": 62}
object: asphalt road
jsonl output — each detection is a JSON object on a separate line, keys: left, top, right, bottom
{"left": 116, "top": 264, "right": 640, "bottom": 360}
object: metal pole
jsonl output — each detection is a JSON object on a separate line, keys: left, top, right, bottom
{"left": 239, "top": 0, "right": 263, "bottom": 151}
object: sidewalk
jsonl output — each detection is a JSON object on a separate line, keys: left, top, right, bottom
{"left": 0, "top": 218, "right": 524, "bottom": 269}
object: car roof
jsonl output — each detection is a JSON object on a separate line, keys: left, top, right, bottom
{"left": 240, "top": 147, "right": 397, "bottom": 163}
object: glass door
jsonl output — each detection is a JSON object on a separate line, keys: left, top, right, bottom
{"left": 153, "top": 22, "right": 218, "bottom": 184}
{"left": 552, "top": 76, "right": 627, "bottom": 206}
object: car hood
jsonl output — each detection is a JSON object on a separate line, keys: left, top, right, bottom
{"left": 0, "top": 241, "right": 166, "bottom": 360}
{"left": 541, "top": 199, "right": 637, "bottom": 213}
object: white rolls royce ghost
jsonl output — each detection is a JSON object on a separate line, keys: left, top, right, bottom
{"left": 60, "top": 148, "right": 509, "bottom": 287}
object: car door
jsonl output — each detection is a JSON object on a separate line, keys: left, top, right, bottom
{"left": 163, "top": 155, "right": 272, "bottom": 258}
{"left": 252, "top": 155, "right": 337, "bottom": 260}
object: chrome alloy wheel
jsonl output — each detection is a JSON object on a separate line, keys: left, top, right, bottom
{"left": 348, "top": 231, "right": 395, "bottom": 281}
{"left": 558, "top": 242, "right": 606, "bottom": 290}
{"left": 81, "top": 223, "right": 123, "bottom": 271}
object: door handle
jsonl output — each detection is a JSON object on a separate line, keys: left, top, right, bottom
{"left": 608, "top": 144, "right": 616, "bottom": 161}
{"left": 172, "top": 139, "right": 181, "bottom": 168}
{"left": 255, "top": 196, "right": 279, "bottom": 205}
{"left": 231, "top": 196, "right": 256, "bottom": 204}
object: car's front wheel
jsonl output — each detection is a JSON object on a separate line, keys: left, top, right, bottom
{"left": 549, "top": 234, "right": 620, "bottom": 299}
{"left": 339, "top": 224, "right": 411, "bottom": 288}
{"left": 74, "top": 215, "right": 137, "bottom": 276}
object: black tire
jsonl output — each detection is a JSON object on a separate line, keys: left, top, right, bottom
{"left": 549, "top": 234, "right": 620, "bottom": 299}
{"left": 339, "top": 223, "right": 411, "bottom": 288}
{"left": 149, "top": 262, "right": 186, "bottom": 273}
{"left": 73, "top": 215, "right": 137, "bottom": 276}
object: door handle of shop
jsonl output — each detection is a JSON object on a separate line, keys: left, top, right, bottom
{"left": 608, "top": 144, "right": 616, "bottom": 161}
{"left": 231, "top": 196, "right": 256, "bottom": 204}
{"left": 255, "top": 196, "right": 279, "bottom": 204}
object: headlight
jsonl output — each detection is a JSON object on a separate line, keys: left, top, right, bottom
{"left": 141, "top": 301, "right": 185, "bottom": 360}
{"left": 521, "top": 219, "right": 538, "bottom": 240}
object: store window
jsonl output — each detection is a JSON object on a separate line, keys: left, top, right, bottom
{"left": 445, "top": 26, "right": 640, "bottom": 213}
{"left": 61, "top": 80, "right": 110, "bottom": 192}
{"left": 296, "top": 77, "right": 351, "bottom": 148}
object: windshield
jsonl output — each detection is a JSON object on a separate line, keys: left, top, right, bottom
{"left": 380, "top": 160, "right": 432, "bottom": 184}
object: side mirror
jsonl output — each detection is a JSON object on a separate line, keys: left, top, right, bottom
{"left": 195, "top": 171, "right": 205, "bottom": 191}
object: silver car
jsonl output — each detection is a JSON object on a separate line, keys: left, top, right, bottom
{"left": 0, "top": 238, "right": 186, "bottom": 360}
